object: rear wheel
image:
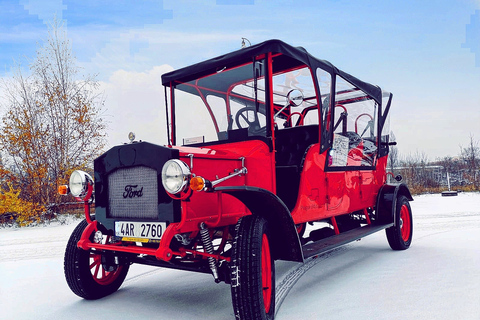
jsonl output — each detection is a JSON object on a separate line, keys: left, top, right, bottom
{"left": 386, "top": 195, "right": 413, "bottom": 250}
{"left": 64, "top": 219, "right": 130, "bottom": 299}
{"left": 230, "top": 216, "right": 275, "bottom": 320}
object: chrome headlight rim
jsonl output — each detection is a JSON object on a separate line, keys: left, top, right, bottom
{"left": 161, "top": 159, "right": 191, "bottom": 194}
{"left": 69, "top": 170, "right": 94, "bottom": 199}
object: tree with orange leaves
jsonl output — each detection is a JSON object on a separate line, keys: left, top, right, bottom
{"left": 0, "top": 19, "right": 106, "bottom": 224}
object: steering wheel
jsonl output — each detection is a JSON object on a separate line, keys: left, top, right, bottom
{"left": 235, "top": 107, "right": 266, "bottom": 135}
{"left": 284, "top": 111, "right": 304, "bottom": 127}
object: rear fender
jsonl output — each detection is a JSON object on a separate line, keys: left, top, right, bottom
{"left": 375, "top": 183, "right": 413, "bottom": 225}
{"left": 215, "top": 186, "right": 304, "bottom": 262}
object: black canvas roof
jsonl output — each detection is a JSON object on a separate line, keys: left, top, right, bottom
{"left": 161, "top": 39, "right": 382, "bottom": 104}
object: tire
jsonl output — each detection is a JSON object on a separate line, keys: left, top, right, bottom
{"left": 64, "top": 219, "right": 130, "bottom": 300}
{"left": 230, "top": 216, "right": 275, "bottom": 320}
{"left": 385, "top": 195, "right": 413, "bottom": 250}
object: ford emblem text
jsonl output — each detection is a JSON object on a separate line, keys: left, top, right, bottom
{"left": 123, "top": 185, "right": 143, "bottom": 198}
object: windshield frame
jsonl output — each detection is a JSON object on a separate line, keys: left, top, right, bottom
{"left": 167, "top": 55, "right": 272, "bottom": 147}
{"left": 166, "top": 53, "right": 324, "bottom": 148}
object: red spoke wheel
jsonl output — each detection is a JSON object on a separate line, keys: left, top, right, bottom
{"left": 89, "top": 246, "right": 125, "bottom": 285}
{"left": 64, "top": 219, "right": 130, "bottom": 299}
{"left": 399, "top": 204, "right": 412, "bottom": 242}
{"left": 261, "top": 233, "right": 273, "bottom": 313}
{"left": 231, "top": 216, "right": 275, "bottom": 320}
{"left": 386, "top": 195, "right": 413, "bottom": 250}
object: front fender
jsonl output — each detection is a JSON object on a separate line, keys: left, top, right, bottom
{"left": 215, "top": 186, "right": 304, "bottom": 263}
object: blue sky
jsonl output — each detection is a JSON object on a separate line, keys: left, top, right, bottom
{"left": 1, "top": 0, "right": 479, "bottom": 160}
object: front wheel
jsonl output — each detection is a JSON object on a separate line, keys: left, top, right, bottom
{"left": 230, "top": 215, "right": 275, "bottom": 320}
{"left": 386, "top": 195, "right": 413, "bottom": 250}
{"left": 64, "top": 219, "right": 130, "bottom": 300}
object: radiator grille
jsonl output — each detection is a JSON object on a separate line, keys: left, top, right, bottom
{"left": 108, "top": 166, "right": 158, "bottom": 219}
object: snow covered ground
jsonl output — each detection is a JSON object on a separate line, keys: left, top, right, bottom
{"left": 1, "top": 192, "right": 479, "bottom": 320}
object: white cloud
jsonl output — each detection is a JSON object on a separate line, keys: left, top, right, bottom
{"left": 69, "top": 26, "right": 261, "bottom": 80}
{"left": 99, "top": 65, "right": 174, "bottom": 149}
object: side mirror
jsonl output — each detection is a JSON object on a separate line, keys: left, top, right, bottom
{"left": 287, "top": 89, "right": 304, "bottom": 107}
{"left": 274, "top": 89, "right": 305, "bottom": 120}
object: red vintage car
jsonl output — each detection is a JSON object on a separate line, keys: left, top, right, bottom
{"left": 61, "top": 39, "right": 413, "bottom": 320}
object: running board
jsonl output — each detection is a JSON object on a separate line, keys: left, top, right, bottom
{"left": 302, "top": 223, "right": 393, "bottom": 259}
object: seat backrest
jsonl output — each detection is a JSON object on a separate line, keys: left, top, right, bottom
{"left": 275, "top": 125, "right": 319, "bottom": 168}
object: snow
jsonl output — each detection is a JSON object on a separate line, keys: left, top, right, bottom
{"left": 1, "top": 192, "right": 479, "bottom": 319}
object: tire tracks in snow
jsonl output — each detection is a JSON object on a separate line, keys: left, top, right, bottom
{"left": 123, "top": 267, "right": 168, "bottom": 285}
{"left": 116, "top": 243, "right": 353, "bottom": 318}
{"left": 274, "top": 245, "right": 352, "bottom": 317}
{"left": 117, "top": 242, "right": 354, "bottom": 316}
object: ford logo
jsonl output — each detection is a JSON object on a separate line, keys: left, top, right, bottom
{"left": 123, "top": 185, "right": 143, "bottom": 198}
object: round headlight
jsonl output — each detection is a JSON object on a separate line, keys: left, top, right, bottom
{"left": 69, "top": 170, "right": 93, "bottom": 199}
{"left": 161, "top": 159, "right": 191, "bottom": 194}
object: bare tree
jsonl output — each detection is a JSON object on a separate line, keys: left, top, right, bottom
{"left": 460, "top": 134, "right": 480, "bottom": 189}
{"left": 0, "top": 19, "right": 106, "bottom": 215}
{"left": 388, "top": 145, "right": 398, "bottom": 171}
{"left": 396, "top": 150, "right": 441, "bottom": 192}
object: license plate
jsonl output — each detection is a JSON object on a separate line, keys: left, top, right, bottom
{"left": 115, "top": 221, "right": 166, "bottom": 242}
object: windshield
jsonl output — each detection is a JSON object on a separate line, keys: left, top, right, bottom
{"left": 171, "top": 53, "right": 324, "bottom": 146}
{"left": 172, "top": 60, "right": 267, "bottom": 145}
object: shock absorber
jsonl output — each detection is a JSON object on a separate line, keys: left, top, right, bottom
{"left": 199, "top": 222, "right": 220, "bottom": 283}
